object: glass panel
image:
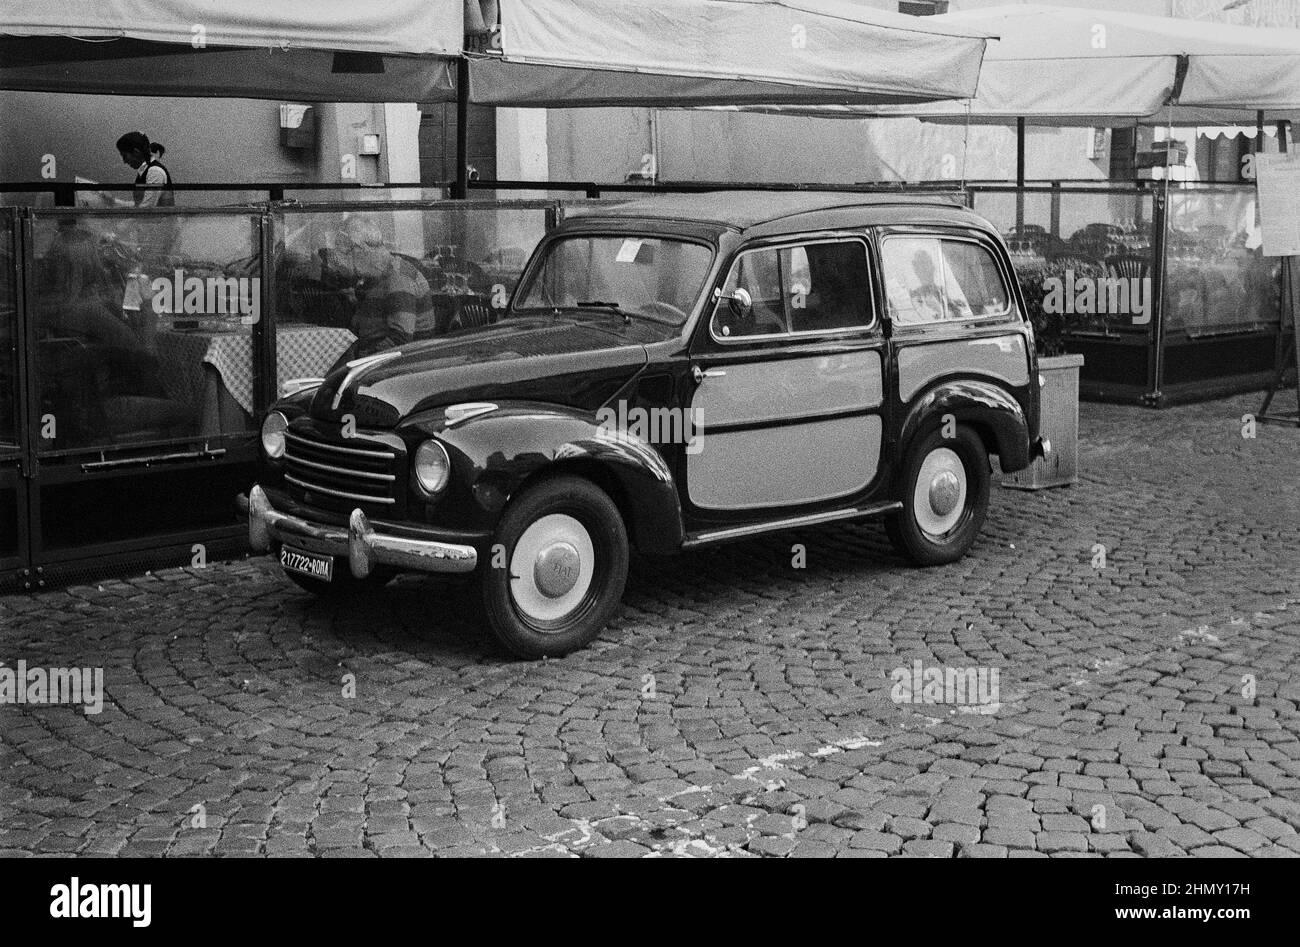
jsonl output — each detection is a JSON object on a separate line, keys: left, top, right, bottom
{"left": 973, "top": 188, "right": 1157, "bottom": 345}
{"left": 273, "top": 204, "right": 552, "bottom": 388}
{"left": 714, "top": 247, "right": 788, "bottom": 338}
{"left": 0, "top": 212, "right": 17, "bottom": 454}
{"left": 882, "top": 236, "right": 978, "bottom": 325}
{"left": 0, "top": 192, "right": 55, "bottom": 209}
{"left": 281, "top": 187, "right": 445, "bottom": 204}
{"left": 787, "top": 241, "right": 872, "bottom": 333}
{"left": 1165, "top": 186, "right": 1281, "bottom": 336}
{"left": 939, "top": 240, "right": 1010, "bottom": 317}
{"left": 516, "top": 235, "right": 711, "bottom": 326}
{"left": 73, "top": 189, "right": 267, "bottom": 208}
{"left": 163, "top": 190, "right": 268, "bottom": 208}
{"left": 29, "top": 210, "right": 262, "bottom": 453}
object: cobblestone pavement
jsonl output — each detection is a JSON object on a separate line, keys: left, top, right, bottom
{"left": 1, "top": 393, "right": 1298, "bottom": 858}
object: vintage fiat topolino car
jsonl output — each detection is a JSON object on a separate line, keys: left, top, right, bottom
{"left": 247, "top": 193, "right": 1047, "bottom": 658}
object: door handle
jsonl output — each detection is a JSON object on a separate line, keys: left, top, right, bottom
{"left": 692, "top": 366, "right": 727, "bottom": 384}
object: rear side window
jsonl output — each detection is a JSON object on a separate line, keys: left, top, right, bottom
{"left": 882, "top": 236, "right": 1011, "bottom": 327}
{"left": 712, "top": 239, "right": 872, "bottom": 339}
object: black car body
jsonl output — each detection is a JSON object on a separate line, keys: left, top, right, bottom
{"left": 249, "top": 192, "right": 1045, "bottom": 657}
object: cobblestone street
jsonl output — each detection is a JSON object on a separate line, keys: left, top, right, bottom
{"left": 2, "top": 393, "right": 1298, "bottom": 858}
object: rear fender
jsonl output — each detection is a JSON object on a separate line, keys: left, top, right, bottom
{"left": 899, "top": 380, "right": 1032, "bottom": 473}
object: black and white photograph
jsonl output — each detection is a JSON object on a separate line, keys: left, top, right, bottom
{"left": 1, "top": 0, "right": 1297, "bottom": 929}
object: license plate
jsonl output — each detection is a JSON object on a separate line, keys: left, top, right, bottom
{"left": 280, "top": 545, "right": 334, "bottom": 582}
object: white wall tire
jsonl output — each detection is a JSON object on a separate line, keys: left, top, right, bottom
{"left": 508, "top": 514, "right": 596, "bottom": 626}
{"left": 912, "top": 447, "right": 968, "bottom": 538}
{"left": 886, "top": 425, "right": 990, "bottom": 567}
{"left": 480, "top": 476, "right": 629, "bottom": 658}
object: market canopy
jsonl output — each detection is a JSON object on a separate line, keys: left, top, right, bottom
{"left": 467, "top": 0, "right": 991, "bottom": 107}
{"left": 0, "top": 0, "right": 991, "bottom": 108}
{"left": 716, "top": 4, "right": 1300, "bottom": 125}
{"left": 0, "top": 0, "right": 463, "bottom": 101}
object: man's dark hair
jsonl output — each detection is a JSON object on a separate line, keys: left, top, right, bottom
{"left": 116, "top": 131, "right": 150, "bottom": 154}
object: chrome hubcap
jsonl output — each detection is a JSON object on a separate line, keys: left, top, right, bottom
{"left": 534, "top": 542, "right": 581, "bottom": 598}
{"left": 913, "top": 447, "right": 967, "bottom": 537}
{"left": 509, "top": 514, "right": 596, "bottom": 627}
{"left": 928, "top": 471, "right": 962, "bottom": 517}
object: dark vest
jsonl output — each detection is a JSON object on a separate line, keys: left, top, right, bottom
{"left": 134, "top": 159, "right": 175, "bottom": 207}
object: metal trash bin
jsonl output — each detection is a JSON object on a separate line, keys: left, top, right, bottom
{"left": 1003, "top": 353, "right": 1084, "bottom": 490}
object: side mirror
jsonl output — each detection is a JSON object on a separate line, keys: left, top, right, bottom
{"left": 726, "top": 286, "right": 752, "bottom": 317}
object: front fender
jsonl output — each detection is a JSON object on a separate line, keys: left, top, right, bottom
{"left": 413, "top": 403, "right": 685, "bottom": 554}
{"left": 899, "top": 380, "right": 1032, "bottom": 473}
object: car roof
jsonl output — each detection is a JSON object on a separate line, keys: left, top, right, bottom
{"left": 564, "top": 189, "right": 984, "bottom": 235}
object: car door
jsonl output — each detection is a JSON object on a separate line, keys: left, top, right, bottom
{"left": 879, "top": 229, "right": 1032, "bottom": 409}
{"left": 684, "top": 235, "right": 887, "bottom": 513}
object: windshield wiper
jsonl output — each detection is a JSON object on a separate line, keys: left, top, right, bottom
{"left": 576, "top": 301, "right": 632, "bottom": 324}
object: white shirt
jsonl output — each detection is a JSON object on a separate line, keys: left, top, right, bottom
{"left": 136, "top": 164, "right": 169, "bottom": 208}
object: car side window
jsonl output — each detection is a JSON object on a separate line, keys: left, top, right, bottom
{"left": 712, "top": 239, "right": 872, "bottom": 340}
{"left": 716, "top": 246, "right": 787, "bottom": 338}
{"left": 883, "top": 236, "right": 1011, "bottom": 327}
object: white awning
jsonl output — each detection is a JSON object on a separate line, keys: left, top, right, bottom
{"left": 711, "top": 4, "right": 1300, "bottom": 125}
{"left": 0, "top": 0, "right": 462, "bottom": 100}
{"left": 468, "top": 0, "right": 991, "bottom": 107}
{"left": 937, "top": 4, "right": 1300, "bottom": 124}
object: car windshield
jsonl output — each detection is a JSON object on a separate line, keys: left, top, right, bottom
{"left": 513, "top": 235, "right": 714, "bottom": 326}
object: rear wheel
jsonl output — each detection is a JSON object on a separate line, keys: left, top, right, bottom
{"left": 480, "top": 476, "right": 629, "bottom": 659}
{"left": 886, "top": 425, "right": 990, "bottom": 566}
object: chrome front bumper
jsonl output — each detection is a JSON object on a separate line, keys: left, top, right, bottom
{"left": 244, "top": 485, "right": 478, "bottom": 578}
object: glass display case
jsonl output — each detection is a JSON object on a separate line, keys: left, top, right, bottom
{"left": 971, "top": 182, "right": 1284, "bottom": 405}
{"left": 0, "top": 198, "right": 566, "bottom": 588}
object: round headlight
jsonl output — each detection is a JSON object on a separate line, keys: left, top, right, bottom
{"left": 261, "top": 411, "right": 289, "bottom": 460}
{"left": 414, "top": 440, "right": 451, "bottom": 494}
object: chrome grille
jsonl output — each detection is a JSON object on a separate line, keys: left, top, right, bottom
{"left": 284, "top": 429, "right": 399, "bottom": 508}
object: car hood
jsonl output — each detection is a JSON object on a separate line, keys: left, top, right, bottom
{"left": 310, "top": 316, "right": 651, "bottom": 427}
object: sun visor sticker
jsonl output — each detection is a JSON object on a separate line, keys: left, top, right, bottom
{"left": 616, "top": 239, "right": 652, "bottom": 264}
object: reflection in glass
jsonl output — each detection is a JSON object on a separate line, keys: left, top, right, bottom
{"left": 274, "top": 206, "right": 551, "bottom": 381}
{"left": 977, "top": 190, "right": 1157, "bottom": 341}
{"left": 516, "top": 236, "right": 712, "bottom": 326}
{"left": 31, "top": 212, "right": 260, "bottom": 452}
{"left": 883, "top": 237, "right": 1007, "bottom": 326}
{"left": 1165, "top": 190, "right": 1279, "bottom": 336}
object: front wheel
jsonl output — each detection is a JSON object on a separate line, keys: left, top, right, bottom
{"left": 886, "top": 425, "right": 990, "bottom": 566}
{"left": 480, "top": 476, "right": 629, "bottom": 659}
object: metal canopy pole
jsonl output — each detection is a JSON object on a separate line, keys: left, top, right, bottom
{"left": 452, "top": 57, "right": 470, "bottom": 199}
{"left": 1016, "top": 117, "right": 1026, "bottom": 231}
{"left": 1146, "top": 105, "right": 1175, "bottom": 407}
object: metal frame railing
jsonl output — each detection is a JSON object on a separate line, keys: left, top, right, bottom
{"left": 0, "top": 177, "right": 1010, "bottom": 206}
